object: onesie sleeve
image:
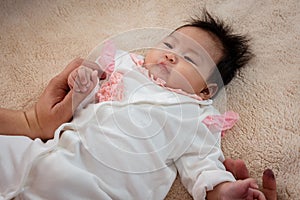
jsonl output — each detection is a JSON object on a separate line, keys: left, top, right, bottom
{"left": 174, "top": 122, "right": 235, "bottom": 200}
{"left": 75, "top": 79, "right": 100, "bottom": 112}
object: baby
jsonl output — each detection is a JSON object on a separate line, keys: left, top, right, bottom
{"left": 67, "top": 11, "right": 262, "bottom": 200}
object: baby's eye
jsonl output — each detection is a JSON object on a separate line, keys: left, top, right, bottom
{"left": 184, "top": 56, "right": 196, "bottom": 65}
{"left": 163, "top": 42, "right": 173, "bottom": 49}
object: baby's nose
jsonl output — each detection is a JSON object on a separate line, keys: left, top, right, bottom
{"left": 165, "top": 52, "right": 177, "bottom": 64}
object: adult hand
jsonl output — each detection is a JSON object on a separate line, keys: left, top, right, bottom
{"left": 0, "top": 58, "right": 106, "bottom": 140}
{"left": 224, "top": 158, "right": 277, "bottom": 200}
{"left": 24, "top": 58, "right": 85, "bottom": 140}
{"left": 0, "top": 58, "right": 84, "bottom": 139}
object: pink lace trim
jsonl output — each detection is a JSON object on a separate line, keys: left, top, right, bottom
{"left": 96, "top": 41, "right": 124, "bottom": 102}
{"left": 202, "top": 111, "right": 239, "bottom": 137}
{"left": 96, "top": 72, "right": 124, "bottom": 102}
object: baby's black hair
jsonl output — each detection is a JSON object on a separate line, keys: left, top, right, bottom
{"left": 178, "top": 10, "right": 254, "bottom": 91}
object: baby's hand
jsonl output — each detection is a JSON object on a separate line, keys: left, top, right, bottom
{"left": 68, "top": 66, "right": 98, "bottom": 111}
{"left": 216, "top": 178, "right": 266, "bottom": 200}
{"left": 68, "top": 66, "right": 98, "bottom": 93}
{"left": 68, "top": 60, "right": 106, "bottom": 91}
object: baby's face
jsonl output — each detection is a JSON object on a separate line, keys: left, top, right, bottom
{"left": 144, "top": 26, "right": 223, "bottom": 99}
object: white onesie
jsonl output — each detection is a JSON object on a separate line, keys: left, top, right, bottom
{"left": 0, "top": 50, "right": 235, "bottom": 200}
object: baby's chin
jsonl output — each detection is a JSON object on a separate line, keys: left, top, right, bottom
{"left": 148, "top": 71, "right": 200, "bottom": 96}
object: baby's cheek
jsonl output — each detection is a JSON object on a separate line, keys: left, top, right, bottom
{"left": 165, "top": 72, "right": 191, "bottom": 92}
{"left": 144, "top": 50, "right": 160, "bottom": 65}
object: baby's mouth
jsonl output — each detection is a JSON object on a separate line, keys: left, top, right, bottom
{"left": 157, "top": 62, "right": 171, "bottom": 74}
{"left": 144, "top": 62, "right": 171, "bottom": 81}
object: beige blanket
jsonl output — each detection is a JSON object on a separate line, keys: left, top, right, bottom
{"left": 0, "top": 0, "right": 299, "bottom": 199}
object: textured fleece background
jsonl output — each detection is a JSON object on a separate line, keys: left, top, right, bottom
{"left": 0, "top": 0, "right": 299, "bottom": 199}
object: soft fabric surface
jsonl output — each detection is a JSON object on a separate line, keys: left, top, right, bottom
{"left": 0, "top": 0, "right": 299, "bottom": 199}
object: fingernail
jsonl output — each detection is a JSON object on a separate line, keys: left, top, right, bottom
{"left": 263, "top": 169, "right": 275, "bottom": 179}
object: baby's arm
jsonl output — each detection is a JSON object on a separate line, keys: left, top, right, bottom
{"left": 206, "top": 178, "right": 266, "bottom": 200}
{"left": 175, "top": 118, "right": 266, "bottom": 200}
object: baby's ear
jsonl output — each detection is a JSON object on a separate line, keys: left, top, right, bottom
{"left": 199, "top": 83, "right": 218, "bottom": 100}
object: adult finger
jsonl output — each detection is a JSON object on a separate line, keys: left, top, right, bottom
{"left": 59, "top": 58, "right": 84, "bottom": 80}
{"left": 82, "top": 60, "right": 102, "bottom": 71}
{"left": 224, "top": 158, "right": 236, "bottom": 177}
{"left": 82, "top": 60, "right": 106, "bottom": 79}
{"left": 262, "top": 169, "right": 277, "bottom": 200}
{"left": 67, "top": 71, "right": 76, "bottom": 89}
{"left": 234, "top": 159, "right": 250, "bottom": 179}
{"left": 54, "top": 89, "right": 74, "bottom": 123}
{"left": 224, "top": 158, "right": 250, "bottom": 180}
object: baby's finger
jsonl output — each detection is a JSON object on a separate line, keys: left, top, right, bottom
{"left": 77, "top": 67, "right": 89, "bottom": 86}
{"left": 235, "top": 159, "right": 250, "bottom": 180}
{"left": 74, "top": 71, "right": 89, "bottom": 93}
{"left": 224, "top": 158, "right": 236, "bottom": 177}
{"left": 79, "top": 70, "right": 97, "bottom": 94}
{"left": 82, "top": 60, "right": 101, "bottom": 71}
{"left": 91, "top": 70, "right": 98, "bottom": 86}
{"left": 242, "top": 178, "right": 259, "bottom": 189}
{"left": 74, "top": 79, "right": 86, "bottom": 93}
{"left": 248, "top": 188, "right": 266, "bottom": 200}
{"left": 59, "top": 58, "right": 83, "bottom": 81}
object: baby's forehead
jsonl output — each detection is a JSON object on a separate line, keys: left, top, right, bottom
{"left": 164, "top": 32, "right": 208, "bottom": 56}
{"left": 168, "top": 30, "right": 201, "bottom": 46}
